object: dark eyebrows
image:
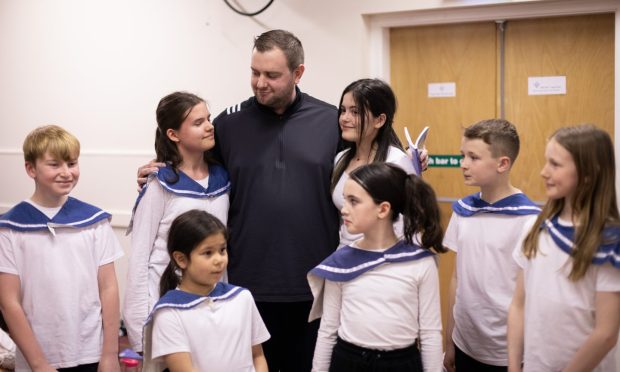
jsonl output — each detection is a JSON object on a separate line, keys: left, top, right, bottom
{"left": 345, "top": 194, "right": 360, "bottom": 202}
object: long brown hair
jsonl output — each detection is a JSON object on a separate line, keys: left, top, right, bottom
{"left": 330, "top": 79, "right": 404, "bottom": 192}
{"left": 155, "top": 92, "right": 217, "bottom": 183}
{"left": 522, "top": 125, "right": 619, "bottom": 280}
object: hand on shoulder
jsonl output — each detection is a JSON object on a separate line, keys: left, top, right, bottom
{"left": 136, "top": 160, "right": 165, "bottom": 191}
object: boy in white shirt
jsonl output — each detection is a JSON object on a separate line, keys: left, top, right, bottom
{"left": 0, "top": 125, "right": 124, "bottom": 371}
{"left": 443, "top": 119, "right": 540, "bottom": 372}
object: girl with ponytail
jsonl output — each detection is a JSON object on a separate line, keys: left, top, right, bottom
{"left": 123, "top": 92, "right": 230, "bottom": 353}
{"left": 142, "top": 210, "right": 269, "bottom": 372}
{"left": 309, "top": 162, "right": 446, "bottom": 372}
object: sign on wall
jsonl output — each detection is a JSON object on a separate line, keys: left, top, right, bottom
{"left": 428, "top": 82, "right": 456, "bottom": 98}
{"left": 528, "top": 76, "right": 567, "bottom": 95}
{"left": 428, "top": 155, "right": 462, "bottom": 167}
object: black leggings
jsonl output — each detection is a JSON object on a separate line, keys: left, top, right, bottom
{"left": 454, "top": 343, "right": 507, "bottom": 372}
{"left": 329, "top": 337, "right": 423, "bottom": 372}
{"left": 57, "top": 362, "right": 99, "bottom": 372}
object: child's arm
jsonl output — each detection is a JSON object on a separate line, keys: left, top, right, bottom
{"left": 312, "top": 280, "right": 343, "bottom": 372}
{"left": 97, "top": 262, "right": 121, "bottom": 372}
{"left": 248, "top": 292, "right": 269, "bottom": 372}
{"left": 0, "top": 273, "right": 56, "bottom": 372}
{"left": 417, "top": 259, "right": 443, "bottom": 372}
{"left": 251, "top": 344, "right": 268, "bottom": 372}
{"left": 441, "top": 213, "right": 460, "bottom": 372}
{"left": 443, "top": 260, "right": 457, "bottom": 372}
{"left": 163, "top": 352, "right": 197, "bottom": 372}
{"left": 124, "top": 179, "right": 166, "bottom": 352}
{"left": 561, "top": 291, "right": 620, "bottom": 372}
{"left": 507, "top": 269, "right": 525, "bottom": 372}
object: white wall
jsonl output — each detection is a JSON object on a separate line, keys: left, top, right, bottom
{"left": 0, "top": 0, "right": 539, "bottom": 292}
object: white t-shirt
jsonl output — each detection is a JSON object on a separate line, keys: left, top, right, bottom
{"left": 513, "top": 218, "right": 620, "bottom": 372}
{"left": 332, "top": 146, "right": 416, "bottom": 247}
{"left": 443, "top": 211, "right": 538, "bottom": 365}
{"left": 123, "top": 175, "right": 229, "bottom": 351}
{"left": 312, "top": 248, "right": 442, "bottom": 372}
{"left": 0, "top": 207, "right": 123, "bottom": 371}
{"left": 150, "top": 290, "right": 269, "bottom": 372}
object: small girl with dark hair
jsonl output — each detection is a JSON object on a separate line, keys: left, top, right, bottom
{"left": 123, "top": 92, "right": 230, "bottom": 353}
{"left": 142, "top": 209, "right": 269, "bottom": 372}
{"left": 508, "top": 125, "right": 620, "bottom": 372}
{"left": 309, "top": 163, "right": 445, "bottom": 372}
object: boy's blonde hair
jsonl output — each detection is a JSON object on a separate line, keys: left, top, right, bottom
{"left": 23, "top": 125, "right": 80, "bottom": 163}
{"left": 464, "top": 119, "right": 520, "bottom": 165}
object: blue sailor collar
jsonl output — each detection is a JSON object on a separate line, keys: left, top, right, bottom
{"left": 307, "top": 241, "right": 434, "bottom": 322}
{"left": 127, "top": 163, "right": 230, "bottom": 234}
{"left": 453, "top": 192, "right": 541, "bottom": 217}
{"left": 153, "top": 163, "right": 230, "bottom": 198}
{"left": 133, "top": 163, "right": 229, "bottom": 207}
{"left": 0, "top": 197, "right": 110, "bottom": 232}
{"left": 542, "top": 215, "right": 620, "bottom": 269}
{"left": 145, "top": 282, "right": 245, "bottom": 324}
{"left": 309, "top": 241, "right": 434, "bottom": 282}
{"left": 142, "top": 282, "right": 244, "bottom": 372}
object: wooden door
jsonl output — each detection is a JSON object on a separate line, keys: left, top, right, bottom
{"left": 505, "top": 14, "right": 615, "bottom": 201}
{"left": 390, "top": 22, "right": 498, "bottom": 345}
{"left": 389, "top": 13, "right": 614, "bottom": 348}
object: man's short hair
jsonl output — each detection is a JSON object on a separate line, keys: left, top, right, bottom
{"left": 464, "top": 119, "right": 520, "bottom": 164}
{"left": 23, "top": 125, "right": 80, "bottom": 163}
{"left": 254, "top": 29, "right": 304, "bottom": 72}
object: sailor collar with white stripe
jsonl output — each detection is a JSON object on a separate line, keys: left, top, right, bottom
{"left": 152, "top": 163, "right": 230, "bottom": 198}
{"left": 309, "top": 240, "right": 434, "bottom": 282}
{"left": 127, "top": 163, "right": 230, "bottom": 234}
{"left": 453, "top": 192, "right": 541, "bottom": 217}
{"left": 0, "top": 197, "right": 110, "bottom": 232}
{"left": 145, "top": 283, "right": 245, "bottom": 324}
{"left": 542, "top": 215, "right": 620, "bottom": 269}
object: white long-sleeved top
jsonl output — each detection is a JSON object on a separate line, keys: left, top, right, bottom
{"left": 311, "top": 246, "right": 443, "bottom": 372}
{"left": 122, "top": 175, "right": 229, "bottom": 352}
{"left": 332, "top": 146, "right": 416, "bottom": 247}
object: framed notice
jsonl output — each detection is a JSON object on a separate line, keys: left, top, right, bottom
{"left": 528, "top": 76, "right": 566, "bottom": 95}
{"left": 428, "top": 82, "right": 456, "bottom": 98}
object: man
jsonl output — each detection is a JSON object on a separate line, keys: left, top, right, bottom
{"left": 139, "top": 30, "right": 340, "bottom": 371}
{"left": 212, "top": 30, "right": 340, "bottom": 371}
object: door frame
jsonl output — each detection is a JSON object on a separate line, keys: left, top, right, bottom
{"left": 366, "top": 0, "right": 620, "bottom": 198}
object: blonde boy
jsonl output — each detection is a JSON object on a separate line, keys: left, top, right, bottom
{"left": 443, "top": 119, "right": 540, "bottom": 372}
{"left": 0, "top": 125, "right": 123, "bottom": 371}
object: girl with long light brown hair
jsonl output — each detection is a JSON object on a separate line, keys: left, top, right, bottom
{"left": 508, "top": 125, "right": 620, "bottom": 372}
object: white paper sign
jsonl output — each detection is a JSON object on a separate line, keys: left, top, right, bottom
{"left": 528, "top": 76, "right": 566, "bottom": 95}
{"left": 428, "top": 82, "right": 456, "bottom": 98}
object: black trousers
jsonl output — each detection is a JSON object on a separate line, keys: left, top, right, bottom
{"left": 454, "top": 343, "right": 507, "bottom": 372}
{"left": 57, "top": 362, "right": 99, "bottom": 372}
{"left": 255, "top": 301, "right": 319, "bottom": 372}
{"left": 329, "top": 337, "right": 423, "bottom": 372}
